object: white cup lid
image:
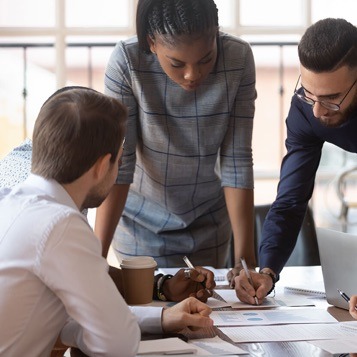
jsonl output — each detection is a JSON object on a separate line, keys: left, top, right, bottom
{"left": 120, "top": 256, "right": 157, "bottom": 269}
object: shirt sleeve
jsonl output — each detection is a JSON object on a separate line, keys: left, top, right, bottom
{"left": 130, "top": 306, "right": 163, "bottom": 334}
{"left": 259, "top": 96, "right": 323, "bottom": 274}
{"left": 37, "top": 213, "right": 141, "bottom": 356}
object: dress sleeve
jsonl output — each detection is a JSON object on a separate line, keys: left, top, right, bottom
{"left": 259, "top": 96, "right": 323, "bottom": 274}
{"left": 105, "top": 41, "right": 138, "bottom": 185}
{"left": 220, "top": 41, "right": 256, "bottom": 189}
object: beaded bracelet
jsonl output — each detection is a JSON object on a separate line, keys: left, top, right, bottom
{"left": 153, "top": 274, "right": 164, "bottom": 300}
{"left": 156, "top": 274, "right": 173, "bottom": 301}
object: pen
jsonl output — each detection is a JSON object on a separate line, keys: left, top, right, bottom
{"left": 183, "top": 256, "right": 226, "bottom": 301}
{"left": 240, "top": 257, "right": 259, "bottom": 305}
{"left": 338, "top": 289, "right": 357, "bottom": 311}
{"left": 183, "top": 255, "right": 208, "bottom": 289}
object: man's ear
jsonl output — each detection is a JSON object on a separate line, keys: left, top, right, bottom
{"left": 93, "top": 153, "right": 112, "bottom": 181}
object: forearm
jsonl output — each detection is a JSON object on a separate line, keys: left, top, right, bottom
{"left": 224, "top": 187, "right": 255, "bottom": 269}
{"left": 94, "top": 184, "right": 130, "bottom": 257}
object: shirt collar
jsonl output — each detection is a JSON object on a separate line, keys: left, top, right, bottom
{"left": 24, "top": 173, "right": 79, "bottom": 212}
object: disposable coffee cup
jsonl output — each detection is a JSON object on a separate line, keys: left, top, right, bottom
{"left": 120, "top": 256, "right": 157, "bottom": 305}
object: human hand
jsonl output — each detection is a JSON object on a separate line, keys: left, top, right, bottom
{"left": 349, "top": 295, "right": 357, "bottom": 319}
{"left": 226, "top": 266, "right": 240, "bottom": 288}
{"left": 227, "top": 260, "right": 256, "bottom": 288}
{"left": 161, "top": 296, "right": 213, "bottom": 333}
{"left": 234, "top": 269, "right": 273, "bottom": 305}
{"left": 163, "top": 267, "right": 216, "bottom": 302}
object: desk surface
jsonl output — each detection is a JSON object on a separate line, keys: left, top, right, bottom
{"left": 187, "top": 266, "right": 354, "bottom": 357}
{"left": 71, "top": 266, "right": 354, "bottom": 357}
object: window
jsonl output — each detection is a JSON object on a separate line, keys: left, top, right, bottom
{"left": 65, "top": 0, "right": 131, "bottom": 27}
{"left": 0, "top": 0, "right": 55, "bottom": 27}
{"left": 0, "top": 0, "right": 356, "bottom": 212}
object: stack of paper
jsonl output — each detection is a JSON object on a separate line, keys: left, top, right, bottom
{"left": 138, "top": 337, "right": 196, "bottom": 355}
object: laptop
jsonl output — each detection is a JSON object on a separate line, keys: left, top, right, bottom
{"left": 316, "top": 227, "right": 357, "bottom": 310}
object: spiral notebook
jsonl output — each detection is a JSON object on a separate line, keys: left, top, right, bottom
{"left": 284, "top": 280, "right": 326, "bottom": 298}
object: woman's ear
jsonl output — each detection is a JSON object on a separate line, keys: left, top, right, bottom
{"left": 147, "top": 35, "right": 156, "bottom": 54}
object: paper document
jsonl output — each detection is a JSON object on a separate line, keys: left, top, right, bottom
{"left": 207, "top": 289, "right": 280, "bottom": 309}
{"left": 273, "top": 292, "right": 317, "bottom": 307}
{"left": 211, "top": 307, "right": 337, "bottom": 326}
{"left": 138, "top": 337, "right": 197, "bottom": 355}
{"left": 339, "top": 320, "right": 357, "bottom": 332}
{"left": 220, "top": 322, "right": 357, "bottom": 343}
{"left": 309, "top": 338, "right": 357, "bottom": 354}
{"left": 188, "top": 336, "right": 247, "bottom": 355}
{"left": 206, "top": 297, "right": 231, "bottom": 309}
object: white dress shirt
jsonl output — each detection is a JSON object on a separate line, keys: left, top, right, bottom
{"left": 0, "top": 174, "right": 162, "bottom": 357}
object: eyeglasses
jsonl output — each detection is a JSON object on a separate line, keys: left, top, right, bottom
{"left": 294, "top": 75, "right": 357, "bottom": 111}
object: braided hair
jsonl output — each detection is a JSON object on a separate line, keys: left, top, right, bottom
{"left": 136, "top": 0, "right": 219, "bottom": 52}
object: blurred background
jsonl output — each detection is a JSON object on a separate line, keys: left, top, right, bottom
{"left": 0, "top": 0, "right": 356, "bottom": 234}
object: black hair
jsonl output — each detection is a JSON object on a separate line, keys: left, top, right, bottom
{"left": 136, "top": 0, "right": 219, "bottom": 52}
{"left": 298, "top": 18, "right": 357, "bottom": 72}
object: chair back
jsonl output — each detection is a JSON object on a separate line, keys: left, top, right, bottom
{"left": 254, "top": 204, "right": 320, "bottom": 266}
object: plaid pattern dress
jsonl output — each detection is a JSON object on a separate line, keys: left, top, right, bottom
{"left": 105, "top": 32, "right": 256, "bottom": 268}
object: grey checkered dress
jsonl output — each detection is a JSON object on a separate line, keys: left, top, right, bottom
{"left": 105, "top": 32, "right": 256, "bottom": 268}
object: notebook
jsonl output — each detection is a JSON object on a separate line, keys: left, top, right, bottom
{"left": 284, "top": 280, "right": 326, "bottom": 298}
{"left": 138, "top": 337, "right": 197, "bottom": 355}
{"left": 316, "top": 227, "right": 357, "bottom": 310}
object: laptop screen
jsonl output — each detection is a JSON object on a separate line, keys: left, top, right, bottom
{"left": 316, "top": 227, "right": 357, "bottom": 310}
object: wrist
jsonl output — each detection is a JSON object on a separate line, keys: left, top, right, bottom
{"left": 259, "top": 268, "right": 277, "bottom": 281}
{"left": 235, "top": 262, "right": 256, "bottom": 272}
{"left": 259, "top": 269, "right": 277, "bottom": 296}
{"left": 155, "top": 274, "right": 173, "bottom": 301}
{"left": 153, "top": 274, "right": 163, "bottom": 300}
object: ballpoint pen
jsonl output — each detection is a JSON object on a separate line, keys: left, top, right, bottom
{"left": 240, "top": 257, "right": 259, "bottom": 305}
{"left": 182, "top": 256, "right": 226, "bottom": 302}
{"left": 338, "top": 289, "right": 357, "bottom": 311}
{"left": 183, "top": 255, "right": 209, "bottom": 290}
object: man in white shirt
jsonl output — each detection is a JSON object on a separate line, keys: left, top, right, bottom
{"left": 0, "top": 86, "right": 213, "bottom": 357}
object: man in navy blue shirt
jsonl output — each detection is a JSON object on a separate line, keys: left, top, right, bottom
{"left": 234, "top": 17, "right": 357, "bottom": 305}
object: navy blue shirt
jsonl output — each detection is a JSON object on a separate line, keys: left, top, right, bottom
{"left": 259, "top": 91, "right": 357, "bottom": 275}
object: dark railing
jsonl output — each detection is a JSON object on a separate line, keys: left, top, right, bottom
{"left": 0, "top": 41, "right": 298, "bottom": 141}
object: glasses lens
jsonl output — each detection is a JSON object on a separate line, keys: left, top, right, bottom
{"left": 296, "top": 94, "right": 314, "bottom": 106}
{"left": 320, "top": 102, "right": 339, "bottom": 111}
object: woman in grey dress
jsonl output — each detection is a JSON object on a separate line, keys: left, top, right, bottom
{"left": 95, "top": 0, "right": 257, "bottom": 276}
